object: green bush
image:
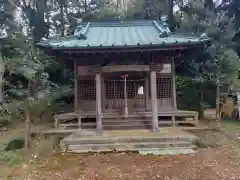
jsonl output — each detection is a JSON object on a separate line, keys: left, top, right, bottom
{"left": 4, "top": 138, "right": 25, "bottom": 151}
{"left": 176, "top": 76, "right": 216, "bottom": 113}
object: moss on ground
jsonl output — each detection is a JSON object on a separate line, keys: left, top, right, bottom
{"left": 0, "top": 149, "right": 23, "bottom": 166}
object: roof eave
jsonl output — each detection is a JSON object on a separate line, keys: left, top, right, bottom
{"left": 37, "top": 39, "right": 211, "bottom": 53}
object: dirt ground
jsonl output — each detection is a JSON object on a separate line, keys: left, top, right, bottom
{"left": 2, "top": 120, "right": 240, "bottom": 180}
{"left": 23, "top": 148, "right": 240, "bottom": 180}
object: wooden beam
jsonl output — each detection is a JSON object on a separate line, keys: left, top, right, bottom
{"left": 150, "top": 71, "right": 159, "bottom": 131}
{"left": 155, "top": 63, "right": 172, "bottom": 74}
{"left": 96, "top": 73, "right": 102, "bottom": 132}
{"left": 77, "top": 64, "right": 172, "bottom": 75}
{"left": 77, "top": 66, "right": 92, "bottom": 76}
{"left": 102, "top": 65, "right": 150, "bottom": 72}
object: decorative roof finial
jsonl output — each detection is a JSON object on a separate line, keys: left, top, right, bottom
{"left": 74, "top": 22, "right": 90, "bottom": 40}
{"left": 76, "top": 18, "right": 82, "bottom": 24}
{"left": 200, "top": 33, "right": 208, "bottom": 40}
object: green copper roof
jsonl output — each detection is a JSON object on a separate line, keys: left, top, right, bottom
{"left": 38, "top": 20, "right": 210, "bottom": 50}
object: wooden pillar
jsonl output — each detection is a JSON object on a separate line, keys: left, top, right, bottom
{"left": 54, "top": 116, "right": 59, "bottom": 128}
{"left": 74, "top": 59, "right": 78, "bottom": 112}
{"left": 172, "top": 58, "right": 177, "bottom": 109}
{"left": 101, "top": 77, "right": 105, "bottom": 112}
{"left": 96, "top": 73, "right": 102, "bottom": 132}
{"left": 124, "top": 75, "right": 128, "bottom": 117}
{"left": 74, "top": 60, "right": 81, "bottom": 129}
{"left": 145, "top": 72, "right": 149, "bottom": 111}
{"left": 150, "top": 71, "right": 158, "bottom": 131}
{"left": 171, "top": 58, "right": 177, "bottom": 126}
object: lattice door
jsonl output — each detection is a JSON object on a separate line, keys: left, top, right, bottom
{"left": 156, "top": 75, "right": 173, "bottom": 110}
{"left": 104, "top": 75, "right": 145, "bottom": 114}
{"left": 78, "top": 78, "right": 96, "bottom": 112}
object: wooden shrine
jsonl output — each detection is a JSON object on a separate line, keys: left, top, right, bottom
{"left": 38, "top": 20, "right": 210, "bottom": 131}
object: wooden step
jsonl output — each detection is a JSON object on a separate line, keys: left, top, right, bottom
{"left": 102, "top": 120, "right": 152, "bottom": 129}
{"left": 102, "top": 118, "right": 152, "bottom": 122}
{"left": 60, "top": 122, "right": 96, "bottom": 127}
{"left": 59, "top": 123, "right": 96, "bottom": 130}
{"left": 103, "top": 123, "right": 151, "bottom": 130}
{"left": 102, "top": 121, "right": 151, "bottom": 125}
{"left": 103, "top": 126, "right": 150, "bottom": 130}
{"left": 102, "top": 113, "right": 152, "bottom": 119}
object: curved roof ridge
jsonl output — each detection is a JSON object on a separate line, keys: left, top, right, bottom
{"left": 77, "top": 20, "right": 167, "bottom": 27}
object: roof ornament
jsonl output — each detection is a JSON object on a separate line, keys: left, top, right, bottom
{"left": 159, "top": 31, "right": 169, "bottom": 38}
{"left": 77, "top": 32, "right": 87, "bottom": 40}
{"left": 153, "top": 20, "right": 170, "bottom": 38}
{"left": 74, "top": 22, "right": 91, "bottom": 40}
{"left": 200, "top": 33, "right": 208, "bottom": 40}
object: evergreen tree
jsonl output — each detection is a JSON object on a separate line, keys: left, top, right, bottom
{"left": 177, "top": 0, "right": 240, "bottom": 124}
{"left": 0, "top": 0, "right": 16, "bottom": 104}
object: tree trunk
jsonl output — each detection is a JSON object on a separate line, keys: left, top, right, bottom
{"left": 204, "top": 0, "right": 214, "bottom": 11}
{"left": 35, "top": 0, "right": 47, "bottom": 41}
{"left": 25, "top": 81, "right": 32, "bottom": 150}
{"left": 0, "top": 51, "right": 4, "bottom": 104}
{"left": 0, "top": 78, "right": 3, "bottom": 104}
{"left": 45, "top": 6, "right": 50, "bottom": 38}
{"left": 59, "top": 0, "right": 65, "bottom": 36}
{"left": 168, "top": 0, "right": 174, "bottom": 32}
{"left": 24, "top": 106, "right": 31, "bottom": 149}
{"left": 199, "top": 81, "right": 204, "bottom": 119}
{"left": 216, "top": 73, "right": 221, "bottom": 129}
{"left": 84, "top": 0, "right": 88, "bottom": 13}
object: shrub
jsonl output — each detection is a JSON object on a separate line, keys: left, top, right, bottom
{"left": 4, "top": 138, "right": 25, "bottom": 151}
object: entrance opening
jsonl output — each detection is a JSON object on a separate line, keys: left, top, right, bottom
{"left": 104, "top": 73, "right": 145, "bottom": 114}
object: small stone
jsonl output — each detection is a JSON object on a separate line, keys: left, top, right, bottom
{"left": 0, "top": 127, "right": 8, "bottom": 132}
{"left": 22, "top": 164, "right": 28, "bottom": 169}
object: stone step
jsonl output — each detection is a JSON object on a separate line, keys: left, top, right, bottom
{"left": 67, "top": 147, "right": 196, "bottom": 154}
{"left": 62, "top": 136, "right": 195, "bottom": 145}
{"left": 138, "top": 148, "right": 196, "bottom": 155}
{"left": 65, "top": 141, "right": 195, "bottom": 153}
